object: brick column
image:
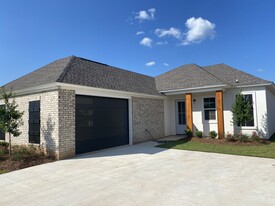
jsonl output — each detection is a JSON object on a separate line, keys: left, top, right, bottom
{"left": 185, "top": 93, "right": 193, "bottom": 133}
{"left": 216, "top": 90, "right": 224, "bottom": 139}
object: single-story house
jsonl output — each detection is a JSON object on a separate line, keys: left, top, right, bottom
{"left": 0, "top": 56, "right": 274, "bottom": 159}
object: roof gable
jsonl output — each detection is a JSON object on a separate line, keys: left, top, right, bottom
{"left": 155, "top": 64, "right": 224, "bottom": 91}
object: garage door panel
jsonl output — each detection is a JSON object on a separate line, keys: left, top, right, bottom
{"left": 76, "top": 95, "right": 129, "bottom": 154}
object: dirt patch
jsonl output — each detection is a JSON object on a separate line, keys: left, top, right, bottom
{"left": 190, "top": 137, "right": 270, "bottom": 146}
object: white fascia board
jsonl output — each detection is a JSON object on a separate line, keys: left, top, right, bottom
{"left": 235, "top": 83, "right": 273, "bottom": 88}
{"left": 160, "top": 85, "right": 227, "bottom": 95}
{"left": 10, "top": 83, "right": 60, "bottom": 96}
{"left": 57, "top": 83, "right": 166, "bottom": 99}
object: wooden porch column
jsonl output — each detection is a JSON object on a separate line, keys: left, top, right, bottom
{"left": 185, "top": 93, "right": 193, "bottom": 133}
{"left": 216, "top": 90, "right": 225, "bottom": 139}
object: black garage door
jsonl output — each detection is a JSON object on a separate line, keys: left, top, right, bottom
{"left": 75, "top": 95, "right": 129, "bottom": 154}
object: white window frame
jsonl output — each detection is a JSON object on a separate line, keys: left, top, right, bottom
{"left": 237, "top": 91, "right": 257, "bottom": 130}
{"left": 202, "top": 96, "right": 217, "bottom": 123}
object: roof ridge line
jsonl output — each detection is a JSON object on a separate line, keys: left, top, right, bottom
{"left": 199, "top": 65, "right": 233, "bottom": 87}
{"left": 57, "top": 56, "right": 76, "bottom": 82}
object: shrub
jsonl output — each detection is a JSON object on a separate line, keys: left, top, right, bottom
{"left": 0, "top": 141, "right": 9, "bottom": 148}
{"left": 12, "top": 145, "right": 41, "bottom": 161}
{"left": 195, "top": 131, "right": 203, "bottom": 138}
{"left": 238, "top": 133, "right": 249, "bottom": 142}
{"left": 225, "top": 133, "right": 237, "bottom": 142}
{"left": 185, "top": 128, "right": 193, "bottom": 138}
{"left": 209, "top": 131, "right": 217, "bottom": 139}
{"left": 0, "top": 148, "right": 8, "bottom": 156}
{"left": 251, "top": 131, "right": 261, "bottom": 142}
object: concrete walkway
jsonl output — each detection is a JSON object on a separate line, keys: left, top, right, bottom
{"left": 1, "top": 141, "right": 275, "bottom": 206}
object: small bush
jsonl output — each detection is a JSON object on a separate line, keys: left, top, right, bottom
{"left": 195, "top": 131, "right": 203, "bottom": 138}
{"left": 185, "top": 129, "right": 193, "bottom": 138}
{"left": 225, "top": 133, "right": 237, "bottom": 142}
{"left": 238, "top": 133, "right": 249, "bottom": 142}
{"left": 0, "top": 141, "right": 9, "bottom": 148}
{"left": 0, "top": 148, "right": 8, "bottom": 156}
{"left": 251, "top": 132, "right": 261, "bottom": 142}
{"left": 209, "top": 131, "right": 217, "bottom": 139}
{"left": 12, "top": 145, "right": 41, "bottom": 161}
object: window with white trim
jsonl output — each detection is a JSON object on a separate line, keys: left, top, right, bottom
{"left": 237, "top": 94, "right": 254, "bottom": 127}
{"left": 204, "top": 97, "right": 216, "bottom": 120}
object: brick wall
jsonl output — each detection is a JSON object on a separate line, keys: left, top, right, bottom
{"left": 0, "top": 90, "right": 60, "bottom": 156}
{"left": 58, "top": 89, "right": 75, "bottom": 159}
{"left": 132, "top": 97, "right": 164, "bottom": 143}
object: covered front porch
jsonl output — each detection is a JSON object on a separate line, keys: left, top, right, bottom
{"left": 163, "top": 87, "right": 225, "bottom": 138}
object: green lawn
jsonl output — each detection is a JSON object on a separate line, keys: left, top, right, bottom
{"left": 158, "top": 136, "right": 275, "bottom": 159}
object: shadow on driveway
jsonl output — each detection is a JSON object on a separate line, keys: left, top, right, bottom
{"left": 72, "top": 141, "right": 168, "bottom": 159}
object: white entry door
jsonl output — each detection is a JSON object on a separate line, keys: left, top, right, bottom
{"left": 176, "top": 100, "right": 186, "bottom": 134}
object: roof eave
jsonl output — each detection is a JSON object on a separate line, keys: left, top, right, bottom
{"left": 159, "top": 84, "right": 228, "bottom": 95}
{"left": 234, "top": 83, "right": 273, "bottom": 88}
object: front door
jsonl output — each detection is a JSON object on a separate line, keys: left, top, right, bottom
{"left": 176, "top": 100, "right": 186, "bottom": 134}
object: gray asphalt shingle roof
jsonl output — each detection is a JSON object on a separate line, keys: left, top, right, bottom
{"left": 155, "top": 63, "right": 272, "bottom": 91}
{"left": 203, "top": 63, "right": 271, "bottom": 86}
{"left": 155, "top": 64, "right": 224, "bottom": 91}
{"left": 4, "top": 56, "right": 160, "bottom": 96}
{"left": 3, "top": 56, "right": 272, "bottom": 95}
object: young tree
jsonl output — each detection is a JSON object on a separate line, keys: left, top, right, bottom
{"left": 231, "top": 91, "right": 253, "bottom": 127}
{"left": 0, "top": 88, "right": 24, "bottom": 156}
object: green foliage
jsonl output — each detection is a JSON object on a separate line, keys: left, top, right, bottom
{"left": 0, "top": 88, "right": 24, "bottom": 156}
{"left": 237, "top": 133, "right": 249, "bottom": 142}
{"left": 0, "top": 141, "right": 9, "bottom": 148}
{"left": 185, "top": 128, "right": 193, "bottom": 138}
{"left": 195, "top": 131, "right": 203, "bottom": 138}
{"left": 157, "top": 138, "right": 275, "bottom": 159}
{"left": 0, "top": 88, "right": 24, "bottom": 136}
{"left": 225, "top": 133, "right": 238, "bottom": 142}
{"left": 231, "top": 91, "right": 253, "bottom": 126}
{"left": 12, "top": 145, "right": 41, "bottom": 161}
{"left": 209, "top": 131, "right": 217, "bottom": 139}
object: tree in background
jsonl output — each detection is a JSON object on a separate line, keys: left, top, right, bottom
{"left": 231, "top": 91, "right": 253, "bottom": 127}
{"left": 0, "top": 88, "right": 24, "bottom": 156}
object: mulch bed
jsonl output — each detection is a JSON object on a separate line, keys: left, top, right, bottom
{"left": 188, "top": 137, "right": 270, "bottom": 146}
{"left": 0, "top": 148, "right": 55, "bottom": 174}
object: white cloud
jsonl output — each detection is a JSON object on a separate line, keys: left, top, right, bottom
{"left": 140, "top": 37, "right": 153, "bottom": 47}
{"left": 145, "top": 61, "right": 155, "bottom": 66}
{"left": 155, "top": 27, "right": 181, "bottom": 39}
{"left": 163, "top": 63, "right": 170, "bottom": 67}
{"left": 136, "top": 31, "right": 145, "bottom": 35}
{"left": 257, "top": 68, "right": 265, "bottom": 72}
{"left": 182, "top": 17, "right": 216, "bottom": 45}
{"left": 135, "top": 8, "right": 156, "bottom": 21}
{"left": 156, "top": 41, "right": 168, "bottom": 45}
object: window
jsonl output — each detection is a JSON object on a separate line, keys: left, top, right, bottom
{"left": 29, "top": 101, "right": 40, "bottom": 144}
{"left": 0, "top": 105, "right": 5, "bottom": 140}
{"left": 238, "top": 94, "right": 254, "bottom": 127}
{"left": 204, "top": 97, "right": 216, "bottom": 120}
{"left": 177, "top": 101, "right": 186, "bottom": 125}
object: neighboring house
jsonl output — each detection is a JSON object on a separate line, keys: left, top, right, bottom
{"left": 0, "top": 56, "right": 274, "bottom": 159}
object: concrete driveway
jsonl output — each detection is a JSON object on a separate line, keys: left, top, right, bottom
{"left": 1, "top": 141, "right": 275, "bottom": 206}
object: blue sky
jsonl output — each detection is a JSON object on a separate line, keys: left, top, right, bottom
{"left": 1, "top": 0, "right": 275, "bottom": 86}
